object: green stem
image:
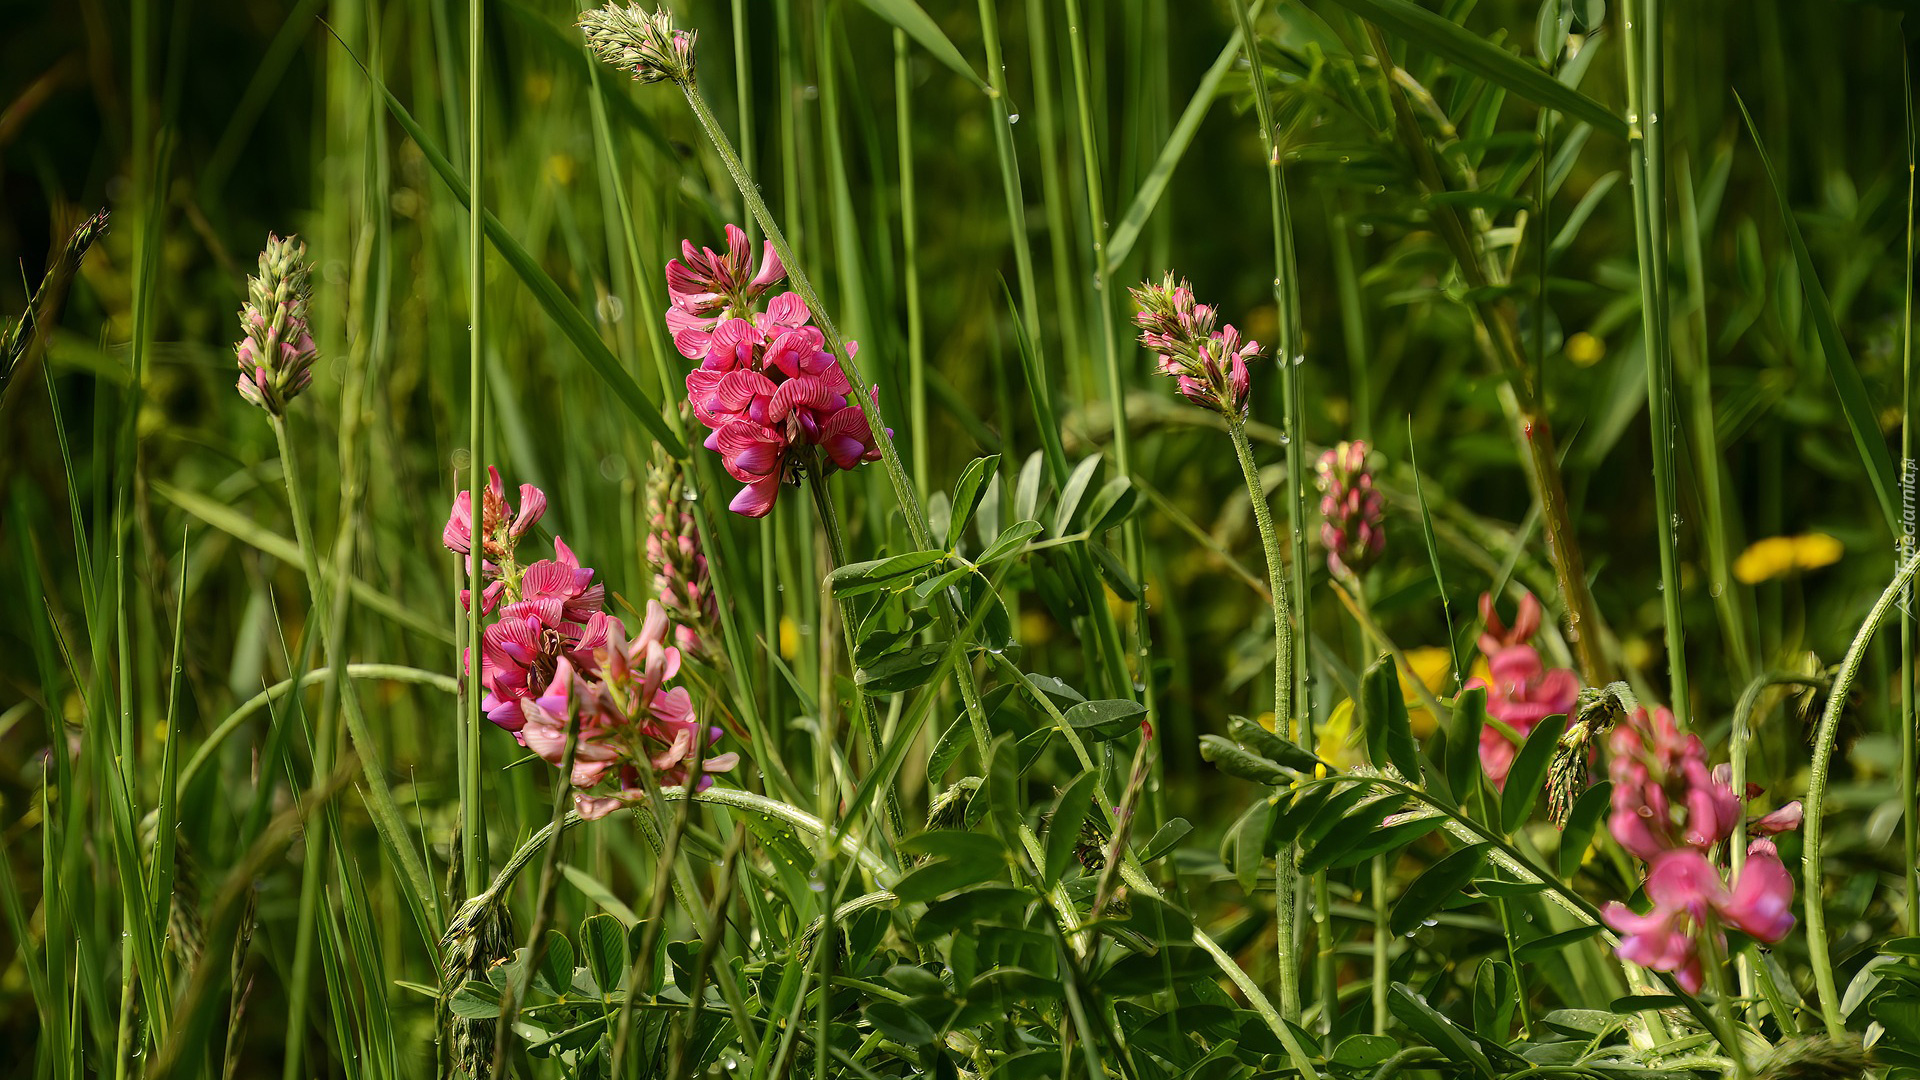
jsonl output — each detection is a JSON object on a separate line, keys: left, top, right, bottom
{"left": 1230, "top": 0, "right": 1311, "bottom": 742}
{"left": 463, "top": 0, "right": 488, "bottom": 900}
{"left": 489, "top": 701, "right": 582, "bottom": 1076}
{"left": 1360, "top": 21, "right": 1611, "bottom": 686}
{"left": 1697, "top": 921, "right": 1751, "bottom": 1080}
{"left": 271, "top": 416, "right": 440, "bottom": 1080}
{"left": 895, "top": 28, "right": 927, "bottom": 500}
{"left": 1903, "top": 46, "right": 1918, "bottom": 938}
{"left": 1228, "top": 417, "right": 1300, "bottom": 1020}
{"left": 273, "top": 415, "right": 340, "bottom": 1080}
{"left": 1804, "top": 548, "right": 1920, "bottom": 1033}
{"left": 806, "top": 468, "right": 905, "bottom": 840}
{"left": 1371, "top": 858, "right": 1388, "bottom": 1035}
{"left": 1729, "top": 671, "right": 1827, "bottom": 1009}
{"left": 1622, "top": 0, "right": 1688, "bottom": 725}
{"left": 1062, "top": 0, "right": 1159, "bottom": 727}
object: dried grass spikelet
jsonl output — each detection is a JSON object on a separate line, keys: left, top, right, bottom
{"left": 440, "top": 890, "right": 517, "bottom": 1076}
{"left": 1752, "top": 1035, "right": 1870, "bottom": 1080}
{"left": 1548, "top": 681, "right": 1636, "bottom": 827}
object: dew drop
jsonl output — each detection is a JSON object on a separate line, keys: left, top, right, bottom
{"left": 1009, "top": 113, "right": 1021, "bottom": 124}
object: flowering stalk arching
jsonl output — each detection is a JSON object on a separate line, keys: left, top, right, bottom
{"left": 576, "top": 3, "right": 695, "bottom": 86}
{"left": 668, "top": 226, "right": 886, "bottom": 517}
{"left": 1315, "top": 440, "right": 1385, "bottom": 578}
{"left": 234, "top": 234, "right": 318, "bottom": 415}
{"left": 1601, "top": 705, "right": 1802, "bottom": 993}
{"left": 1466, "top": 591, "right": 1580, "bottom": 787}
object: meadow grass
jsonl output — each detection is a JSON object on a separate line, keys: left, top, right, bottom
{"left": 3, "top": 1, "right": 1920, "bottom": 1078}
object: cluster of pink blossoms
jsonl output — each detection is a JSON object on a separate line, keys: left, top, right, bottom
{"left": 1315, "top": 440, "right": 1385, "bottom": 577}
{"left": 1602, "top": 706, "right": 1801, "bottom": 992}
{"left": 666, "top": 225, "right": 884, "bottom": 518}
{"left": 233, "top": 234, "right": 319, "bottom": 416}
{"left": 1466, "top": 592, "right": 1580, "bottom": 788}
{"left": 1130, "top": 275, "right": 1259, "bottom": 416}
{"left": 444, "top": 468, "right": 734, "bottom": 818}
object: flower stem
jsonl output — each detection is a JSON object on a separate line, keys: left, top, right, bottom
{"left": 1227, "top": 416, "right": 1300, "bottom": 1020}
{"left": 1805, "top": 547, "right": 1920, "bottom": 1033}
{"left": 807, "top": 467, "right": 905, "bottom": 840}
{"left": 271, "top": 416, "right": 337, "bottom": 1080}
{"left": 1698, "top": 922, "right": 1752, "bottom": 1080}
{"left": 1230, "top": 0, "right": 1311, "bottom": 743}
{"left": 489, "top": 701, "right": 582, "bottom": 1076}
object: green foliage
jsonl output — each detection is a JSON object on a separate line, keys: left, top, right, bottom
{"left": 2, "top": 0, "right": 1917, "bottom": 1076}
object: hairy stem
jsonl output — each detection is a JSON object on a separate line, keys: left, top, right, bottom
{"left": 1228, "top": 417, "right": 1301, "bottom": 1020}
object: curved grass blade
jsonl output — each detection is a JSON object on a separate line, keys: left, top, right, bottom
{"left": 1320, "top": 0, "right": 1626, "bottom": 138}
{"left": 1104, "top": 22, "right": 1245, "bottom": 274}
{"left": 854, "top": 0, "right": 987, "bottom": 92}
{"left": 329, "top": 29, "right": 686, "bottom": 457}
{"left": 1738, "top": 93, "right": 1901, "bottom": 535}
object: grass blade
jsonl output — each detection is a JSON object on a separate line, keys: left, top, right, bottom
{"left": 1320, "top": 0, "right": 1626, "bottom": 137}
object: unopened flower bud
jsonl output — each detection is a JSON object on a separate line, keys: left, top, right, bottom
{"left": 234, "top": 234, "right": 317, "bottom": 416}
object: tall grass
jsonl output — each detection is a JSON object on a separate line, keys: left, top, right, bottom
{"left": 3, "top": 1, "right": 1920, "bottom": 1077}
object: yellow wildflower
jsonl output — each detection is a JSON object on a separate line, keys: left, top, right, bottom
{"left": 1733, "top": 533, "right": 1844, "bottom": 584}
{"left": 1565, "top": 331, "right": 1606, "bottom": 367}
{"left": 1320, "top": 646, "right": 1464, "bottom": 767}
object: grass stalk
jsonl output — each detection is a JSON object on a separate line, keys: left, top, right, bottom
{"left": 1903, "top": 45, "right": 1918, "bottom": 937}
{"left": 1621, "top": 0, "right": 1689, "bottom": 724}
{"left": 462, "top": 0, "right": 489, "bottom": 901}
{"left": 895, "top": 28, "right": 928, "bottom": 499}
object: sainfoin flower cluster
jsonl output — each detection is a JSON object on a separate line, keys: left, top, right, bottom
{"left": 1602, "top": 705, "right": 1801, "bottom": 992}
{"left": 234, "top": 234, "right": 318, "bottom": 415}
{"left": 444, "top": 469, "right": 734, "bottom": 818}
{"left": 1466, "top": 591, "right": 1580, "bottom": 788}
{"left": 1130, "top": 274, "right": 1258, "bottom": 416}
{"left": 666, "top": 225, "right": 884, "bottom": 517}
{"left": 1315, "top": 440, "right": 1384, "bottom": 577}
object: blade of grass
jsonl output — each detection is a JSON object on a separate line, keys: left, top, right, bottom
{"left": 1621, "top": 0, "right": 1688, "bottom": 723}
{"left": 1103, "top": 21, "right": 1245, "bottom": 274}
{"left": 853, "top": 0, "right": 987, "bottom": 92}
{"left": 330, "top": 28, "right": 686, "bottom": 457}
{"left": 148, "top": 478, "right": 453, "bottom": 645}
{"left": 1317, "top": 0, "right": 1626, "bottom": 137}
{"left": 1737, "top": 92, "right": 1901, "bottom": 535}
